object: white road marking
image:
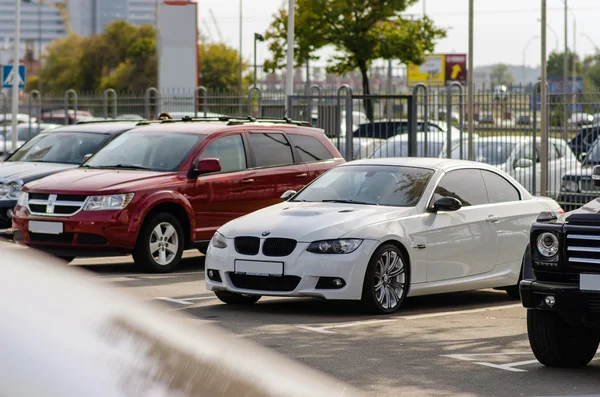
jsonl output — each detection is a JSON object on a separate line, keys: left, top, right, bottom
{"left": 156, "top": 297, "right": 195, "bottom": 305}
{"left": 296, "top": 303, "right": 522, "bottom": 334}
{"left": 441, "top": 352, "right": 539, "bottom": 372}
{"left": 97, "top": 271, "right": 204, "bottom": 278}
{"left": 183, "top": 296, "right": 216, "bottom": 301}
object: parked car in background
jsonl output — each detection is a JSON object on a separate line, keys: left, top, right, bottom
{"left": 205, "top": 158, "right": 560, "bottom": 313}
{"left": 559, "top": 134, "right": 600, "bottom": 211}
{"left": 0, "top": 113, "right": 36, "bottom": 126}
{"left": 329, "top": 137, "right": 384, "bottom": 160}
{"left": 371, "top": 130, "right": 477, "bottom": 159}
{"left": 458, "top": 136, "right": 581, "bottom": 198}
{"left": 40, "top": 109, "right": 94, "bottom": 125}
{"left": 478, "top": 113, "right": 495, "bottom": 125}
{"left": 353, "top": 119, "right": 458, "bottom": 140}
{"left": 0, "top": 123, "right": 61, "bottom": 160}
{"left": 568, "top": 112, "right": 594, "bottom": 127}
{"left": 568, "top": 124, "right": 600, "bottom": 160}
{"left": 12, "top": 118, "right": 345, "bottom": 272}
{"left": 0, "top": 122, "right": 142, "bottom": 229}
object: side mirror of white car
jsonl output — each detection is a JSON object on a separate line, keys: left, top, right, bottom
{"left": 280, "top": 190, "right": 297, "bottom": 201}
{"left": 513, "top": 158, "right": 533, "bottom": 169}
{"left": 432, "top": 197, "right": 462, "bottom": 212}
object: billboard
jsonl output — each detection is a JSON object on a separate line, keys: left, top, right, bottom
{"left": 407, "top": 53, "right": 467, "bottom": 86}
{"left": 157, "top": 1, "right": 198, "bottom": 91}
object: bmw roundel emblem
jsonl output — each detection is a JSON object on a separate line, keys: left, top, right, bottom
{"left": 261, "top": 231, "right": 271, "bottom": 236}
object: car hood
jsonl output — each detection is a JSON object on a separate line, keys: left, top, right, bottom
{"left": 24, "top": 168, "right": 177, "bottom": 195}
{"left": 219, "top": 201, "right": 417, "bottom": 242}
{"left": 0, "top": 161, "right": 76, "bottom": 182}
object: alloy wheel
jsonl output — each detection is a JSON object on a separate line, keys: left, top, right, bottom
{"left": 374, "top": 249, "right": 406, "bottom": 310}
{"left": 149, "top": 222, "right": 179, "bottom": 266}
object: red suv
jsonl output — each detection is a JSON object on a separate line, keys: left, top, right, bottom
{"left": 12, "top": 118, "right": 344, "bottom": 272}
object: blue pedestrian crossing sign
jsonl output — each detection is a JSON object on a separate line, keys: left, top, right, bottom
{"left": 2, "top": 65, "right": 26, "bottom": 89}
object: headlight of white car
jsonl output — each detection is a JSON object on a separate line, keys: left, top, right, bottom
{"left": 307, "top": 239, "right": 363, "bottom": 254}
{"left": 16, "top": 191, "right": 28, "bottom": 207}
{"left": 561, "top": 180, "right": 579, "bottom": 193}
{"left": 536, "top": 232, "right": 559, "bottom": 258}
{"left": 0, "top": 179, "right": 23, "bottom": 200}
{"left": 211, "top": 232, "right": 227, "bottom": 249}
{"left": 83, "top": 193, "right": 135, "bottom": 211}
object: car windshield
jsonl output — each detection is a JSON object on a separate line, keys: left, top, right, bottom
{"left": 6, "top": 132, "right": 107, "bottom": 164}
{"left": 585, "top": 139, "right": 600, "bottom": 164}
{"left": 292, "top": 165, "right": 434, "bottom": 207}
{"left": 371, "top": 140, "right": 443, "bottom": 158}
{"left": 84, "top": 131, "right": 206, "bottom": 171}
{"left": 466, "top": 141, "right": 516, "bottom": 165}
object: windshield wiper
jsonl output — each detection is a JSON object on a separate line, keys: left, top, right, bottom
{"left": 90, "top": 164, "right": 153, "bottom": 170}
{"left": 321, "top": 199, "right": 375, "bottom": 205}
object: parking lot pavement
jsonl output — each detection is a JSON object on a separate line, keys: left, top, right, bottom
{"left": 78, "top": 252, "right": 600, "bottom": 397}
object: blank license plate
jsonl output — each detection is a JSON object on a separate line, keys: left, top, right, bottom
{"left": 28, "top": 221, "right": 63, "bottom": 235}
{"left": 580, "top": 274, "right": 600, "bottom": 292}
{"left": 234, "top": 260, "right": 283, "bottom": 276}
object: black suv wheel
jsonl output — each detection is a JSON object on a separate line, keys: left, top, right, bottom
{"left": 527, "top": 310, "right": 599, "bottom": 367}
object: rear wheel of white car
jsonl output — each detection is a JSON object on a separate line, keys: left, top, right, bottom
{"left": 214, "top": 290, "right": 261, "bottom": 305}
{"left": 132, "top": 213, "right": 184, "bottom": 273}
{"left": 361, "top": 244, "right": 409, "bottom": 314}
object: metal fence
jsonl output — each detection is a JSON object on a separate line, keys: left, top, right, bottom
{"left": 2, "top": 83, "right": 600, "bottom": 210}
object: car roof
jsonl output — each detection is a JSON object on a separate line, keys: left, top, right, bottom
{"left": 40, "top": 121, "right": 142, "bottom": 135}
{"left": 340, "top": 157, "right": 501, "bottom": 172}
{"left": 127, "top": 121, "right": 318, "bottom": 135}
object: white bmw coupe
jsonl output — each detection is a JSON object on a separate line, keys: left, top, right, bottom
{"left": 205, "top": 158, "right": 562, "bottom": 313}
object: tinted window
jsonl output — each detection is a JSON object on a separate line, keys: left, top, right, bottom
{"left": 481, "top": 170, "right": 520, "bottom": 203}
{"left": 288, "top": 134, "right": 333, "bottom": 163}
{"left": 292, "top": 165, "right": 434, "bottom": 207}
{"left": 8, "top": 132, "right": 107, "bottom": 164}
{"left": 433, "top": 169, "right": 488, "bottom": 206}
{"left": 200, "top": 135, "right": 246, "bottom": 172}
{"left": 248, "top": 133, "right": 294, "bottom": 167}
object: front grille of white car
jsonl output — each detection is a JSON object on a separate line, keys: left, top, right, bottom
{"left": 28, "top": 193, "right": 87, "bottom": 217}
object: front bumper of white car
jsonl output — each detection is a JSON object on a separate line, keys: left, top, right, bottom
{"left": 205, "top": 239, "right": 380, "bottom": 300}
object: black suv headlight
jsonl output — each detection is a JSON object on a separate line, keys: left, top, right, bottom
{"left": 536, "top": 232, "right": 559, "bottom": 258}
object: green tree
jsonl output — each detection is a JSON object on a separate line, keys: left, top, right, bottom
{"left": 489, "top": 64, "right": 515, "bottom": 86}
{"left": 263, "top": 0, "right": 446, "bottom": 121}
{"left": 546, "top": 50, "right": 583, "bottom": 77}
{"left": 198, "top": 43, "right": 251, "bottom": 92}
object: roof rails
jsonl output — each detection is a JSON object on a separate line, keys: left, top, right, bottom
{"left": 146, "top": 115, "right": 314, "bottom": 128}
{"left": 75, "top": 119, "right": 147, "bottom": 125}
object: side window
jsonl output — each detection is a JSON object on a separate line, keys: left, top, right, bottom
{"left": 199, "top": 134, "right": 247, "bottom": 173}
{"left": 248, "top": 133, "right": 294, "bottom": 167}
{"left": 433, "top": 169, "right": 488, "bottom": 207}
{"left": 535, "top": 142, "right": 560, "bottom": 161}
{"left": 288, "top": 134, "right": 334, "bottom": 163}
{"left": 481, "top": 170, "right": 520, "bottom": 203}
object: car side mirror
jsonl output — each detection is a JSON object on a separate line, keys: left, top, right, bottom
{"left": 194, "top": 157, "right": 221, "bottom": 175}
{"left": 513, "top": 158, "right": 533, "bottom": 169}
{"left": 280, "top": 190, "right": 297, "bottom": 201}
{"left": 593, "top": 165, "right": 600, "bottom": 187}
{"left": 82, "top": 153, "right": 92, "bottom": 163}
{"left": 432, "top": 197, "right": 462, "bottom": 212}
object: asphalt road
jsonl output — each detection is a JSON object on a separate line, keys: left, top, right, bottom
{"left": 62, "top": 252, "right": 600, "bottom": 396}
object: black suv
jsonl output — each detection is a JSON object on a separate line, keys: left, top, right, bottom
{"left": 520, "top": 166, "right": 600, "bottom": 367}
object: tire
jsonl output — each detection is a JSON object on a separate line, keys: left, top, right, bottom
{"left": 214, "top": 290, "right": 261, "bottom": 305}
{"left": 361, "top": 243, "right": 409, "bottom": 314}
{"left": 132, "top": 213, "right": 184, "bottom": 273}
{"left": 56, "top": 256, "right": 75, "bottom": 263}
{"left": 527, "top": 309, "right": 599, "bottom": 367}
{"left": 505, "top": 285, "right": 520, "bottom": 300}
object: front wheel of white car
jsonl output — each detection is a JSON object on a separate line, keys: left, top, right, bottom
{"left": 361, "top": 243, "right": 409, "bottom": 314}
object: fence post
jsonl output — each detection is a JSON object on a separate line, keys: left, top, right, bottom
{"left": 411, "top": 84, "right": 428, "bottom": 157}
{"left": 64, "top": 89, "right": 78, "bottom": 124}
{"left": 1, "top": 92, "right": 7, "bottom": 145}
{"left": 145, "top": 87, "right": 159, "bottom": 120}
{"left": 307, "top": 85, "right": 323, "bottom": 125}
{"left": 247, "top": 86, "right": 261, "bottom": 117}
{"left": 446, "top": 82, "right": 464, "bottom": 159}
{"left": 337, "top": 85, "right": 353, "bottom": 161}
{"left": 194, "top": 87, "right": 208, "bottom": 117}
{"left": 27, "top": 90, "right": 41, "bottom": 141}
{"left": 103, "top": 89, "right": 117, "bottom": 119}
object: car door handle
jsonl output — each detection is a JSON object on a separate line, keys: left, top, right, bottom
{"left": 486, "top": 215, "right": 500, "bottom": 223}
{"left": 295, "top": 173, "right": 308, "bottom": 178}
{"left": 241, "top": 178, "right": 255, "bottom": 184}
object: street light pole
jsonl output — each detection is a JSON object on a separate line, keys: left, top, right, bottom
{"left": 522, "top": 35, "right": 539, "bottom": 82}
{"left": 11, "top": 0, "right": 22, "bottom": 152}
{"left": 38, "top": 0, "right": 42, "bottom": 93}
{"left": 563, "top": 0, "right": 568, "bottom": 142}
{"left": 580, "top": 33, "right": 599, "bottom": 54}
{"left": 238, "top": 0, "right": 242, "bottom": 97}
{"left": 467, "top": 0, "right": 474, "bottom": 160}
{"left": 541, "top": 0, "right": 548, "bottom": 197}
{"left": 537, "top": 19, "right": 558, "bottom": 51}
{"left": 253, "top": 33, "right": 264, "bottom": 88}
{"left": 285, "top": 0, "right": 295, "bottom": 114}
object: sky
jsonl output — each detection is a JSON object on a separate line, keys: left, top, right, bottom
{"left": 196, "top": 0, "right": 600, "bottom": 69}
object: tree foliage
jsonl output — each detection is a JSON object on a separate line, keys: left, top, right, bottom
{"left": 546, "top": 50, "right": 583, "bottom": 77}
{"left": 198, "top": 43, "right": 251, "bottom": 92}
{"left": 27, "top": 21, "right": 157, "bottom": 93}
{"left": 489, "top": 64, "right": 515, "bottom": 86}
{"left": 263, "top": 0, "right": 447, "bottom": 120}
